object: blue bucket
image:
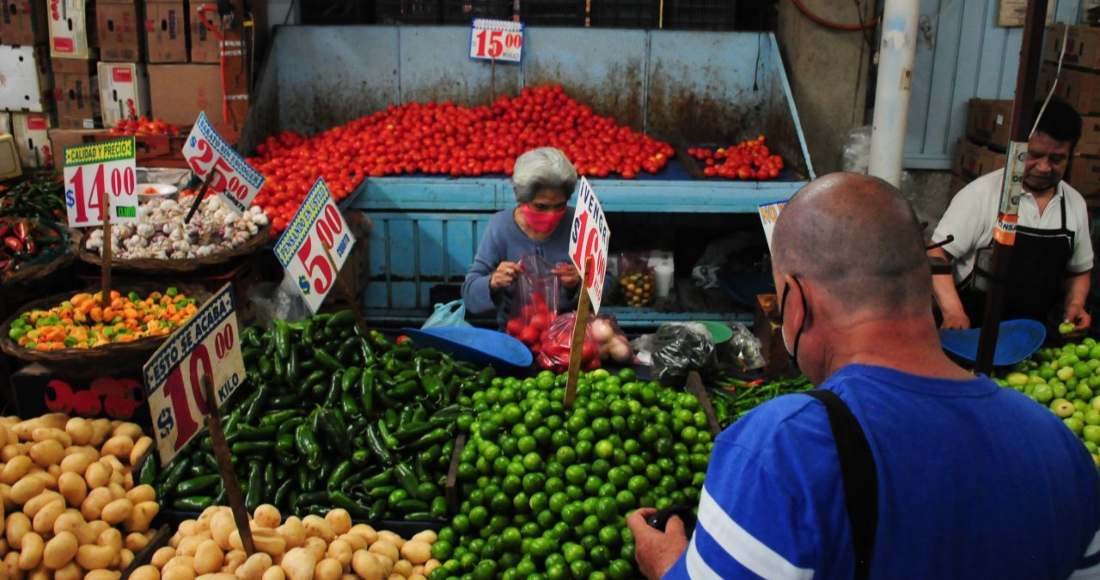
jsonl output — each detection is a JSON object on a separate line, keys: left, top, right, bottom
{"left": 938, "top": 319, "right": 1047, "bottom": 367}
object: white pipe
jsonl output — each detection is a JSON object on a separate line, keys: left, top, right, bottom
{"left": 868, "top": 0, "right": 919, "bottom": 188}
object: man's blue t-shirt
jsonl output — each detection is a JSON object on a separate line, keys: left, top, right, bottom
{"left": 663, "top": 364, "right": 1100, "bottom": 580}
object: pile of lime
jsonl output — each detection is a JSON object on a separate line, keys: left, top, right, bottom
{"left": 997, "top": 338, "right": 1100, "bottom": 467}
{"left": 428, "top": 368, "right": 713, "bottom": 580}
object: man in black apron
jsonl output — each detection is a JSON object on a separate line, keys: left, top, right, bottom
{"left": 929, "top": 97, "right": 1093, "bottom": 331}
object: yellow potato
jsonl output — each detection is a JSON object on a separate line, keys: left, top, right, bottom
{"left": 28, "top": 440, "right": 63, "bottom": 469}
{"left": 10, "top": 475, "right": 45, "bottom": 505}
{"left": 76, "top": 544, "right": 113, "bottom": 570}
{"left": 337, "top": 534, "right": 366, "bottom": 552}
{"left": 313, "top": 558, "right": 341, "bottom": 580}
{"left": 301, "top": 516, "right": 334, "bottom": 543}
{"left": 347, "top": 525, "right": 377, "bottom": 546}
{"left": 409, "top": 531, "right": 436, "bottom": 545}
{"left": 261, "top": 566, "right": 285, "bottom": 580}
{"left": 22, "top": 491, "right": 62, "bottom": 518}
{"left": 80, "top": 487, "right": 112, "bottom": 521}
{"left": 111, "top": 423, "right": 142, "bottom": 442}
{"left": 326, "top": 540, "right": 352, "bottom": 568}
{"left": 96, "top": 527, "right": 122, "bottom": 551}
{"left": 2, "top": 456, "right": 33, "bottom": 485}
{"left": 233, "top": 552, "right": 272, "bottom": 580}
{"left": 32, "top": 471, "right": 56, "bottom": 491}
{"left": 85, "top": 571, "right": 121, "bottom": 580}
{"left": 375, "top": 532, "right": 403, "bottom": 550}
{"left": 107, "top": 483, "right": 126, "bottom": 501}
{"left": 126, "top": 484, "right": 156, "bottom": 505}
{"left": 391, "top": 560, "right": 412, "bottom": 578}
{"left": 303, "top": 537, "right": 327, "bottom": 564}
{"left": 126, "top": 532, "right": 150, "bottom": 552}
{"left": 399, "top": 541, "right": 431, "bottom": 566}
{"left": 352, "top": 552, "right": 384, "bottom": 580}
{"left": 131, "top": 565, "right": 160, "bottom": 580}
{"left": 58, "top": 472, "right": 87, "bottom": 508}
{"left": 17, "top": 532, "right": 43, "bottom": 570}
{"left": 31, "top": 428, "right": 71, "bottom": 448}
{"left": 223, "top": 550, "right": 247, "bottom": 574}
{"left": 195, "top": 574, "right": 237, "bottom": 580}
{"left": 6, "top": 512, "right": 31, "bottom": 549}
{"left": 99, "top": 436, "right": 133, "bottom": 461}
{"left": 280, "top": 548, "right": 316, "bottom": 580}
{"left": 367, "top": 542, "right": 398, "bottom": 566}
{"left": 162, "top": 565, "right": 196, "bottom": 580}
{"left": 324, "top": 510, "right": 351, "bottom": 535}
{"left": 64, "top": 419, "right": 92, "bottom": 447}
{"left": 83, "top": 462, "right": 110, "bottom": 490}
{"left": 151, "top": 546, "right": 176, "bottom": 568}
{"left": 120, "top": 549, "right": 135, "bottom": 569}
{"left": 422, "top": 560, "right": 441, "bottom": 576}
{"left": 194, "top": 540, "right": 224, "bottom": 575}
{"left": 59, "top": 453, "right": 94, "bottom": 477}
{"left": 253, "top": 505, "right": 281, "bottom": 529}
{"left": 88, "top": 420, "right": 112, "bottom": 448}
{"left": 211, "top": 512, "right": 236, "bottom": 551}
{"left": 100, "top": 498, "right": 134, "bottom": 524}
{"left": 3, "top": 551, "right": 22, "bottom": 580}
{"left": 231, "top": 529, "right": 285, "bottom": 560}
{"left": 31, "top": 498, "right": 65, "bottom": 534}
{"left": 12, "top": 419, "right": 42, "bottom": 441}
{"left": 177, "top": 536, "right": 204, "bottom": 558}
{"left": 277, "top": 517, "right": 306, "bottom": 549}
{"left": 55, "top": 562, "right": 81, "bottom": 580}
{"left": 43, "top": 531, "right": 79, "bottom": 569}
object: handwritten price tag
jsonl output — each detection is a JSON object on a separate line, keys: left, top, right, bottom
{"left": 182, "top": 112, "right": 266, "bottom": 215}
{"left": 62, "top": 138, "right": 138, "bottom": 228}
{"left": 469, "top": 19, "right": 524, "bottom": 63}
{"left": 757, "top": 200, "right": 785, "bottom": 250}
{"left": 273, "top": 178, "right": 356, "bottom": 314}
{"left": 569, "top": 177, "right": 610, "bottom": 314}
{"left": 143, "top": 284, "right": 244, "bottom": 465}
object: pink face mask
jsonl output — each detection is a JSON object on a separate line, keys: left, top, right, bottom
{"left": 521, "top": 204, "right": 567, "bottom": 234}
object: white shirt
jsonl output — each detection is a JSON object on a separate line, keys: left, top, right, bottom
{"left": 932, "top": 170, "right": 1094, "bottom": 284}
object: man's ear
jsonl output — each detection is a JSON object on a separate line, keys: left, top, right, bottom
{"left": 782, "top": 273, "right": 805, "bottom": 330}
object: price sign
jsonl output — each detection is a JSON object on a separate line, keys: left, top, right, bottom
{"left": 274, "top": 178, "right": 356, "bottom": 313}
{"left": 62, "top": 138, "right": 138, "bottom": 228}
{"left": 758, "top": 200, "right": 786, "bottom": 250}
{"left": 569, "top": 177, "right": 610, "bottom": 314}
{"left": 182, "top": 112, "right": 266, "bottom": 215}
{"left": 143, "top": 284, "right": 244, "bottom": 465}
{"left": 469, "top": 19, "right": 524, "bottom": 63}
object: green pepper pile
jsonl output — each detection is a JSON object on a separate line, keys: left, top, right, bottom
{"left": 709, "top": 375, "right": 813, "bottom": 428}
{"left": 151, "top": 310, "right": 491, "bottom": 521}
{"left": 0, "top": 176, "right": 66, "bottom": 220}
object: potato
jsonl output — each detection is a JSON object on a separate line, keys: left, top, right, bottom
{"left": 303, "top": 538, "right": 327, "bottom": 564}
{"left": 64, "top": 419, "right": 92, "bottom": 447}
{"left": 367, "top": 542, "right": 398, "bottom": 566}
{"left": 0, "top": 539, "right": 8, "bottom": 558}
{"left": 13, "top": 419, "right": 42, "bottom": 441}
{"left": 83, "top": 462, "right": 110, "bottom": 489}
{"left": 371, "top": 554, "right": 393, "bottom": 576}
{"left": 151, "top": 547, "right": 176, "bottom": 568}
{"left": 351, "top": 552, "right": 384, "bottom": 580}
{"left": 2, "top": 457, "right": 33, "bottom": 485}
{"left": 375, "top": 531, "right": 403, "bottom": 550}
{"left": 101, "top": 498, "right": 133, "bottom": 524}
{"left": 234, "top": 553, "right": 272, "bottom": 580}
{"left": 97, "top": 527, "right": 122, "bottom": 551}
{"left": 22, "top": 491, "right": 62, "bottom": 518}
{"left": 195, "top": 540, "right": 225, "bottom": 575}
{"left": 100, "top": 436, "right": 133, "bottom": 460}
{"left": 391, "top": 560, "right": 412, "bottom": 578}
{"left": 277, "top": 517, "right": 306, "bottom": 549}
{"left": 410, "top": 531, "right": 436, "bottom": 545}
{"left": 85, "top": 571, "right": 120, "bottom": 580}
{"left": 127, "top": 484, "right": 156, "bottom": 504}
{"left": 196, "top": 575, "right": 238, "bottom": 580}
{"left": 7, "top": 512, "right": 30, "bottom": 549}
{"left": 3, "top": 551, "right": 22, "bottom": 580}
{"left": 106, "top": 483, "right": 125, "bottom": 500}
{"left": 57, "top": 472, "right": 87, "bottom": 508}
{"left": 422, "top": 559, "right": 441, "bottom": 576}
{"left": 347, "top": 525, "right": 377, "bottom": 546}
{"left": 281, "top": 548, "right": 316, "bottom": 580}
{"left": 17, "top": 532, "right": 43, "bottom": 570}
{"left": 253, "top": 505, "right": 281, "bottom": 529}
{"left": 31, "top": 428, "right": 71, "bottom": 448}
{"left": 261, "top": 567, "right": 285, "bottom": 580}
{"left": 31, "top": 498, "right": 65, "bottom": 534}
{"left": 59, "top": 454, "right": 93, "bottom": 477}
{"left": 231, "top": 529, "right": 286, "bottom": 560}
{"left": 223, "top": 551, "right": 247, "bottom": 575}
{"left": 211, "top": 512, "right": 236, "bottom": 551}
{"left": 162, "top": 566, "right": 196, "bottom": 580}
{"left": 120, "top": 549, "right": 135, "bottom": 569}
{"left": 179, "top": 520, "right": 199, "bottom": 537}
{"left": 314, "top": 559, "right": 342, "bottom": 580}
{"left": 301, "top": 516, "right": 334, "bottom": 543}
{"left": 178, "top": 536, "right": 204, "bottom": 558}
{"left": 126, "top": 532, "right": 150, "bottom": 552}
{"left": 54, "top": 562, "right": 81, "bottom": 580}
{"left": 131, "top": 565, "right": 160, "bottom": 580}
{"left": 326, "top": 540, "right": 352, "bottom": 568}
{"left": 76, "top": 544, "right": 114, "bottom": 571}
{"left": 112, "top": 422, "right": 142, "bottom": 441}
{"left": 10, "top": 475, "right": 46, "bottom": 505}
{"left": 399, "top": 541, "right": 431, "bottom": 566}
{"left": 53, "top": 509, "right": 83, "bottom": 534}
{"left": 337, "top": 534, "right": 366, "bottom": 552}
{"left": 340, "top": 575, "right": 356, "bottom": 580}
{"left": 85, "top": 420, "right": 110, "bottom": 448}
{"left": 324, "top": 510, "right": 351, "bottom": 535}
{"left": 80, "top": 487, "right": 112, "bottom": 521}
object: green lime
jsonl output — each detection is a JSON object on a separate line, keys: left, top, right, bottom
{"left": 627, "top": 475, "right": 650, "bottom": 496}
{"left": 549, "top": 492, "right": 570, "bottom": 513}
{"left": 615, "top": 489, "right": 637, "bottom": 510}
{"left": 469, "top": 506, "right": 489, "bottom": 527}
{"left": 608, "top": 559, "right": 633, "bottom": 580}
{"left": 529, "top": 492, "right": 549, "bottom": 512}
{"left": 594, "top": 440, "right": 615, "bottom": 460}
{"left": 562, "top": 502, "right": 584, "bottom": 525}
{"left": 530, "top": 537, "right": 557, "bottom": 559}
{"left": 575, "top": 440, "right": 594, "bottom": 462}
{"left": 556, "top": 446, "right": 577, "bottom": 465}
{"left": 596, "top": 497, "right": 618, "bottom": 522}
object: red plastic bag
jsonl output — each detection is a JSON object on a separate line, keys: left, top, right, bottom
{"left": 536, "top": 312, "right": 602, "bottom": 374}
{"left": 505, "top": 254, "right": 561, "bottom": 347}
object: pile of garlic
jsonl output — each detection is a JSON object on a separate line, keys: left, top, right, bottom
{"left": 87, "top": 197, "right": 269, "bottom": 260}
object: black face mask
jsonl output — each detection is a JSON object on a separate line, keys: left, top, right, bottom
{"left": 780, "top": 276, "right": 807, "bottom": 365}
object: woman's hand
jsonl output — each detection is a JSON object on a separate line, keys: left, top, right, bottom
{"left": 553, "top": 263, "right": 581, "bottom": 289}
{"left": 490, "top": 261, "right": 522, "bottom": 291}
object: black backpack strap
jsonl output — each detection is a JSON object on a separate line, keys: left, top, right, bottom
{"left": 804, "top": 390, "right": 878, "bottom": 580}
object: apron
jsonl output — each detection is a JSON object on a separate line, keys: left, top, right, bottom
{"left": 959, "top": 190, "right": 1074, "bottom": 328}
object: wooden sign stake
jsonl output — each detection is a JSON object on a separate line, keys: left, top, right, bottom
{"left": 202, "top": 375, "right": 255, "bottom": 555}
{"left": 184, "top": 169, "right": 219, "bottom": 225}
{"left": 319, "top": 240, "right": 369, "bottom": 335}
{"left": 101, "top": 183, "right": 112, "bottom": 307}
{"left": 564, "top": 256, "right": 594, "bottom": 409}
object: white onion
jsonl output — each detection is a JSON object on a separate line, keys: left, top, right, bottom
{"left": 591, "top": 319, "right": 615, "bottom": 343}
{"left": 610, "top": 340, "right": 632, "bottom": 363}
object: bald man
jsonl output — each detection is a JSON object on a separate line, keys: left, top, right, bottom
{"left": 628, "top": 173, "right": 1100, "bottom": 580}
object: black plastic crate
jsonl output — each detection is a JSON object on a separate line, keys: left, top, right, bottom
{"left": 375, "top": 0, "right": 442, "bottom": 24}
{"left": 519, "top": 0, "right": 587, "bottom": 26}
{"left": 591, "top": 0, "right": 658, "bottom": 28}
{"left": 664, "top": 0, "right": 735, "bottom": 30}
{"left": 442, "top": 0, "right": 515, "bottom": 22}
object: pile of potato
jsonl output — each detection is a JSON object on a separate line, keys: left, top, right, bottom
{"left": 139, "top": 505, "right": 441, "bottom": 580}
{"left": 0, "top": 413, "right": 161, "bottom": 580}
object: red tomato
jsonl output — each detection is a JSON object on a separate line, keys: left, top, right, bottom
{"left": 506, "top": 318, "right": 524, "bottom": 337}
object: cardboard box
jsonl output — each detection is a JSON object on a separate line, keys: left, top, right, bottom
{"left": 144, "top": 1, "right": 187, "bottom": 63}
{"left": 0, "top": 45, "right": 53, "bottom": 112}
{"left": 148, "top": 63, "right": 222, "bottom": 125}
{"left": 953, "top": 138, "right": 1007, "bottom": 182}
{"left": 48, "top": 0, "right": 98, "bottom": 59}
{"left": 52, "top": 57, "right": 98, "bottom": 128}
{"left": 1068, "top": 155, "right": 1100, "bottom": 197}
{"left": 966, "top": 99, "right": 1014, "bottom": 151}
{"left": 1079, "top": 115, "right": 1100, "bottom": 155}
{"left": 189, "top": 8, "right": 218, "bottom": 63}
{"left": 11, "top": 111, "right": 53, "bottom": 167}
{"left": 999, "top": 0, "right": 1054, "bottom": 27}
{"left": 47, "top": 127, "right": 102, "bottom": 167}
{"left": 1037, "top": 62, "right": 1100, "bottom": 115}
{"left": 0, "top": 134, "right": 22, "bottom": 179}
{"left": 96, "top": 1, "right": 142, "bottom": 61}
{"left": 11, "top": 364, "right": 151, "bottom": 428}
{"left": 97, "top": 61, "right": 149, "bottom": 125}
{"left": 0, "top": 0, "right": 50, "bottom": 46}
{"left": 0, "top": 112, "right": 10, "bottom": 134}
{"left": 1045, "top": 24, "right": 1100, "bottom": 71}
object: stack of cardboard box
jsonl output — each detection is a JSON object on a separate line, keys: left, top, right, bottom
{"left": 144, "top": 0, "right": 231, "bottom": 127}
{"left": 1038, "top": 23, "right": 1100, "bottom": 198}
{"left": 950, "top": 99, "right": 1011, "bottom": 199}
{"left": 0, "top": 0, "right": 56, "bottom": 169}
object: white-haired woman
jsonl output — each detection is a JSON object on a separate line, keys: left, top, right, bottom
{"left": 463, "top": 147, "right": 582, "bottom": 330}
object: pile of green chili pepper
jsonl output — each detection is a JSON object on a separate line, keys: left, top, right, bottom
{"left": 0, "top": 176, "right": 65, "bottom": 220}
{"left": 709, "top": 375, "right": 813, "bottom": 427}
{"left": 149, "top": 309, "right": 492, "bottom": 522}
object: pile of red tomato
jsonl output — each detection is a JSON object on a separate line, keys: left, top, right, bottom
{"left": 108, "top": 116, "right": 181, "bottom": 137}
{"left": 687, "top": 136, "right": 784, "bottom": 180}
{"left": 249, "top": 85, "right": 674, "bottom": 233}
{"left": 506, "top": 292, "right": 554, "bottom": 348}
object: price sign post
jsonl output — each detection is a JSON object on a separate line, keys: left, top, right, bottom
{"left": 63, "top": 137, "right": 138, "bottom": 305}
{"left": 182, "top": 112, "right": 266, "bottom": 222}
{"left": 274, "top": 178, "right": 367, "bottom": 326}
{"left": 565, "top": 178, "right": 610, "bottom": 407}
{"left": 469, "top": 18, "right": 524, "bottom": 102}
{"left": 142, "top": 283, "right": 253, "bottom": 553}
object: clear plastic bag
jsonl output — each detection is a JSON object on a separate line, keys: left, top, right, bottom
{"left": 726, "top": 322, "right": 765, "bottom": 370}
{"left": 647, "top": 322, "right": 717, "bottom": 382}
{"left": 249, "top": 271, "right": 313, "bottom": 327}
{"left": 618, "top": 252, "right": 656, "bottom": 307}
{"left": 590, "top": 315, "right": 634, "bottom": 364}
{"left": 422, "top": 300, "right": 471, "bottom": 328}
{"left": 536, "top": 312, "right": 601, "bottom": 373}
{"left": 505, "top": 254, "right": 560, "bottom": 346}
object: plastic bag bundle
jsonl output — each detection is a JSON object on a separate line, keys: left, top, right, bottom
{"left": 505, "top": 254, "right": 561, "bottom": 346}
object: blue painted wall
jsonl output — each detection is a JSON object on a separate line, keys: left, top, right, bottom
{"left": 905, "top": 0, "right": 1077, "bottom": 169}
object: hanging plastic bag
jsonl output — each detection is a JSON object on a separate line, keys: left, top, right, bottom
{"left": 590, "top": 315, "right": 634, "bottom": 364}
{"left": 724, "top": 322, "right": 765, "bottom": 371}
{"left": 648, "top": 322, "right": 717, "bottom": 382}
{"left": 422, "top": 300, "right": 472, "bottom": 328}
{"left": 536, "top": 312, "right": 601, "bottom": 373}
{"left": 617, "top": 252, "right": 656, "bottom": 307}
{"left": 505, "top": 254, "right": 561, "bottom": 347}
